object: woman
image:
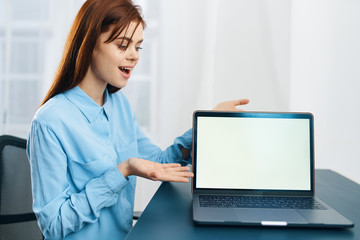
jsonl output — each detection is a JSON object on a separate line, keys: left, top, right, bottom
{"left": 27, "top": 0, "right": 249, "bottom": 239}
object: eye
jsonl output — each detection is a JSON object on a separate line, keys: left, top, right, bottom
{"left": 118, "top": 44, "right": 127, "bottom": 50}
{"left": 135, "top": 46, "right": 143, "bottom": 51}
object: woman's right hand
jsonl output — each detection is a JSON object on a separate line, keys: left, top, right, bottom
{"left": 117, "top": 158, "right": 193, "bottom": 182}
{"left": 213, "top": 99, "right": 250, "bottom": 111}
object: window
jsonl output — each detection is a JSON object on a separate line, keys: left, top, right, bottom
{"left": 0, "top": 0, "right": 159, "bottom": 137}
{"left": 0, "top": 0, "right": 53, "bottom": 136}
{"left": 122, "top": 0, "right": 160, "bottom": 134}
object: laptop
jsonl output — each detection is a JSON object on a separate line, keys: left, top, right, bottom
{"left": 192, "top": 111, "right": 354, "bottom": 228}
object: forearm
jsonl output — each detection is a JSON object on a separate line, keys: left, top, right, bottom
{"left": 137, "top": 128, "right": 193, "bottom": 164}
{"left": 35, "top": 167, "right": 128, "bottom": 239}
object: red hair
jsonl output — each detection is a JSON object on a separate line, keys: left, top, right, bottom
{"left": 41, "top": 0, "right": 145, "bottom": 105}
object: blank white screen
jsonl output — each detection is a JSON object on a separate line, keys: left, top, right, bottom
{"left": 196, "top": 117, "right": 311, "bottom": 190}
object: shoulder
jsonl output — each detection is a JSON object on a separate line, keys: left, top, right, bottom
{"left": 32, "top": 93, "right": 76, "bottom": 128}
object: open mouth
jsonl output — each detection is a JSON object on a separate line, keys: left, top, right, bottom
{"left": 119, "top": 67, "right": 131, "bottom": 75}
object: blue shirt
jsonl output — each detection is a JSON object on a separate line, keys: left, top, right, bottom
{"left": 26, "top": 86, "right": 192, "bottom": 240}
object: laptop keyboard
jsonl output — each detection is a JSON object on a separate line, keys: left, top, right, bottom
{"left": 199, "top": 195, "right": 327, "bottom": 210}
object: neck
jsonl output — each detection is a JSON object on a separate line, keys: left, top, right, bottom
{"left": 78, "top": 68, "right": 107, "bottom": 106}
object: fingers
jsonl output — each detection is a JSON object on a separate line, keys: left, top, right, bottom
{"left": 159, "top": 171, "right": 194, "bottom": 182}
{"left": 159, "top": 163, "right": 182, "bottom": 169}
{"left": 212, "top": 98, "right": 250, "bottom": 112}
{"left": 158, "top": 173, "right": 193, "bottom": 183}
{"left": 169, "top": 177, "right": 191, "bottom": 183}
{"left": 155, "top": 163, "right": 190, "bottom": 172}
{"left": 127, "top": 158, "right": 194, "bottom": 183}
{"left": 232, "top": 98, "right": 250, "bottom": 106}
{"left": 152, "top": 163, "right": 194, "bottom": 182}
{"left": 231, "top": 99, "right": 250, "bottom": 112}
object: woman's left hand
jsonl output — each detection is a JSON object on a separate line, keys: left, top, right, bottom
{"left": 213, "top": 99, "right": 250, "bottom": 111}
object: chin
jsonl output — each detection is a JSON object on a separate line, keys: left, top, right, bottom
{"left": 109, "top": 80, "right": 128, "bottom": 89}
{"left": 118, "top": 81, "right": 129, "bottom": 89}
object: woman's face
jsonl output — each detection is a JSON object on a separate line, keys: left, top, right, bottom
{"left": 89, "top": 21, "right": 143, "bottom": 89}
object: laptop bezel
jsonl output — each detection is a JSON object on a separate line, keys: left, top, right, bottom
{"left": 191, "top": 111, "right": 315, "bottom": 197}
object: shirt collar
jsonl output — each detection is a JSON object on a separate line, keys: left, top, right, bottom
{"left": 102, "top": 89, "right": 112, "bottom": 121}
{"left": 63, "top": 86, "right": 111, "bottom": 123}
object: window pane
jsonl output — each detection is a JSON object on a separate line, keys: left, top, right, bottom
{"left": 132, "top": 40, "right": 151, "bottom": 76}
{"left": 10, "top": 40, "right": 39, "bottom": 74}
{"left": 13, "top": 29, "right": 41, "bottom": 38}
{"left": 0, "top": 80, "right": 4, "bottom": 123}
{"left": 0, "top": 40, "right": 4, "bottom": 74}
{"left": 8, "top": 80, "right": 41, "bottom": 124}
{"left": 0, "top": 0, "right": 5, "bottom": 26}
{"left": 137, "top": 0, "right": 160, "bottom": 21}
{"left": 11, "top": 0, "right": 50, "bottom": 22}
{"left": 122, "top": 81, "right": 151, "bottom": 129}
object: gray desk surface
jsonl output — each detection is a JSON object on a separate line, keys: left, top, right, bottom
{"left": 126, "top": 169, "right": 359, "bottom": 240}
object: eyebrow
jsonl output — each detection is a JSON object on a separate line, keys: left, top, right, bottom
{"left": 116, "top": 36, "right": 143, "bottom": 44}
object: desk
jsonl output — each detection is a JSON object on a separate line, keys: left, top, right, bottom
{"left": 126, "top": 170, "right": 359, "bottom": 240}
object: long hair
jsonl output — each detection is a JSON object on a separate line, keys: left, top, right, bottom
{"left": 41, "top": 0, "right": 145, "bottom": 105}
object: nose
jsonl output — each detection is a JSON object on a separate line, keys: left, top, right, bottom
{"left": 126, "top": 46, "right": 139, "bottom": 62}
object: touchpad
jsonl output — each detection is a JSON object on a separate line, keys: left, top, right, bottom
{"left": 234, "top": 209, "right": 308, "bottom": 224}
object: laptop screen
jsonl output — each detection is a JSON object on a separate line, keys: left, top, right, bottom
{"left": 193, "top": 112, "right": 314, "bottom": 192}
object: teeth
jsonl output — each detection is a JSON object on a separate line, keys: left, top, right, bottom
{"left": 120, "top": 67, "right": 131, "bottom": 70}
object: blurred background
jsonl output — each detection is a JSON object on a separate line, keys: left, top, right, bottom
{"left": 0, "top": 0, "right": 359, "bottom": 213}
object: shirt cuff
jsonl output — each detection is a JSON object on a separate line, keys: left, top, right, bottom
{"left": 104, "top": 166, "right": 129, "bottom": 194}
{"left": 173, "top": 128, "right": 193, "bottom": 165}
{"left": 174, "top": 128, "right": 193, "bottom": 150}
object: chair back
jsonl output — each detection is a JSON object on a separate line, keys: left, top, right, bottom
{"left": 0, "top": 135, "right": 43, "bottom": 240}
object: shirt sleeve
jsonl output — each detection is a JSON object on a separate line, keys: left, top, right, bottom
{"left": 26, "top": 120, "right": 129, "bottom": 239}
{"left": 135, "top": 120, "right": 193, "bottom": 165}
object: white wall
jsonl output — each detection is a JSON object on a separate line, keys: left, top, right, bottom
{"left": 156, "top": 0, "right": 292, "bottom": 145}
{"left": 290, "top": 0, "right": 360, "bottom": 184}
{"left": 213, "top": 0, "right": 291, "bottom": 111}
{"left": 135, "top": 0, "right": 360, "bottom": 212}
{"left": 136, "top": 0, "right": 294, "bottom": 212}
{"left": 155, "top": 0, "right": 360, "bottom": 185}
